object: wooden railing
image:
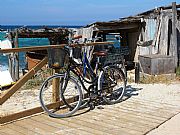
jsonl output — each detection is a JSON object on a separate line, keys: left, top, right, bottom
{"left": 0, "top": 42, "right": 113, "bottom": 124}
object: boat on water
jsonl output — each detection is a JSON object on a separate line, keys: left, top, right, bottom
{"left": 0, "top": 28, "right": 9, "bottom": 34}
{"left": 0, "top": 66, "right": 15, "bottom": 90}
{"left": 0, "top": 39, "right": 15, "bottom": 89}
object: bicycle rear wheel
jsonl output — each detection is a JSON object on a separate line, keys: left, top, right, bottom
{"left": 39, "top": 74, "right": 82, "bottom": 118}
{"left": 100, "top": 66, "right": 126, "bottom": 104}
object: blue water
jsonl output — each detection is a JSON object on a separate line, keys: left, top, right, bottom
{"left": 0, "top": 25, "right": 81, "bottom": 71}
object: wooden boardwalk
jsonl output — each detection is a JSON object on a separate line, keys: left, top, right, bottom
{"left": 1, "top": 94, "right": 180, "bottom": 135}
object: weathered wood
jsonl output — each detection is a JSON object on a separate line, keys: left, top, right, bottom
{"left": 8, "top": 55, "right": 13, "bottom": 79}
{"left": 0, "top": 42, "right": 113, "bottom": 53}
{"left": 138, "top": 55, "right": 175, "bottom": 75}
{"left": 5, "top": 123, "right": 38, "bottom": 135}
{"left": 1, "top": 92, "right": 180, "bottom": 135}
{"left": 155, "top": 12, "right": 163, "bottom": 54}
{"left": 0, "top": 128, "right": 24, "bottom": 135}
{"left": 159, "top": 14, "right": 169, "bottom": 55}
{"left": 30, "top": 115, "right": 89, "bottom": 135}
{"left": 14, "top": 30, "right": 19, "bottom": 81}
{"left": 52, "top": 69, "right": 60, "bottom": 103}
{"left": 0, "top": 57, "right": 48, "bottom": 105}
{"left": 7, "top": 34, "right": 13, "bottom": 78}
{"left": 172, "top": 2, "right": 178, "bottom": 67}
{"left": 0, "top": 94, "right": 85, "bottom": 124}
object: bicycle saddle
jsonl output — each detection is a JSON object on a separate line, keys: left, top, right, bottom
{"left": 93, "top": 51, "right": 107, "bottom": 57}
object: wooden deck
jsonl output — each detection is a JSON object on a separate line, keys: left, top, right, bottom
{"left": 1, "top": 90, "right": 180, "bottom": 135}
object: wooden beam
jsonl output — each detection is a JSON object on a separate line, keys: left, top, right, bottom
{"left": 0, "top": 42, "right": 114, "bottom": 53}
{"left": 0, "top": 57, "right": 48, "bottom": 105}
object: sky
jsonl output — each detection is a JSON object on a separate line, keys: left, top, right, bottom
{"left": 0, "top": 0, "right": 179, "bottom": 26}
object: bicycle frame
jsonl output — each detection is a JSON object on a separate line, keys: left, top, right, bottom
{"left": 66, "top": 49, "right": 102, "bottom": 94}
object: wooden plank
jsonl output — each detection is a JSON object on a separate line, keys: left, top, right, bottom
{"left": 0, "top": 131, "right": 10, "bottom": 135}
{"left": 70, "top": 115, "right": 133, "bottom": 135}
{"left": 159, "top": 15, "right": 169, "bottom": 55}
{"left": 0, "top": 94, "right": 85, "bottom": 124}
{"left": 4, "top": 123, "right": 38, "bottom": 135}
{"left": 107, "top": 104, "right": 166, "bottom": 122}
{"left": 37, "top": 114, "right": 92, "bottom": 135}
{"left": 0, "top": 57, "right": 48, "bottom": 105}
{"left": 30, "top": 115, "right": 91, "bottom": 135}
{"left": 73, "top": 110, "right": 142, "bottom": 135}
{"left": 40, "top": 114, "right": 109, "bottom": 135}
{"left": 130, "top": 97, "right": 180, "bottom": 109}
{"left": 106, "top": 104, "right": 166, "bottom": 122}
{"left": 81, "top": 110, "right": 144, "bottom": 134}
{"left": 0, "top": 128, "right": 24, "bottom": 135}
{"left": 120, "top": 104, "right": 167, "bottom": 121}
{"left": 126, "top": 99, "right": 180, "bottom": 112}
{"left": 0, "top": 42, "right": 114, "bottom": 53}
{"left": 113, "top": 102, "right": 174, "bottom": 119}
{"left": 27, "top": 118, "right": 60, "bottom": 134}
{"left": 14, "top": 118, "right": 57, "bottom": 135}
{"left": 94, "top": 106, "right": 158, "bottom": 127}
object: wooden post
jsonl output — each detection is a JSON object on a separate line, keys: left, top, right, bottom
{"left": 135, "top": 62, "right": 140, "bottom": 83}
{"left": 14, "top": 30, "right": 19, "bottom": 81}
{"left": 48, "top": 37, "right": 61, "bottom": 103}
{"left": 8, "top": 55, "right": 13, "bottom": 76}
{"left": 172, "top": 2, "right": 178, "bottom": 68}
{"left": 7, "top": 33, "right": 13, "bottom": 77}
{"left": 52, "top": 69, "right": 60, "bottom": 103}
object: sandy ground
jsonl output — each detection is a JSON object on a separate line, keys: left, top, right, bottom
{"left": 1, "top": 82, "right": 180, "bottom": 134}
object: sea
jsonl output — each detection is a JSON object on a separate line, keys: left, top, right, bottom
{"left": 0, "top": 25, "right": 81, "bottom": 71}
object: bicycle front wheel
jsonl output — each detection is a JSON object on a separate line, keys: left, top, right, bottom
{"left": 39, "top": 74, "right": 82, "bottom": 118}
{"left": 100, "top": 66, "right": 126, "bottom": 104}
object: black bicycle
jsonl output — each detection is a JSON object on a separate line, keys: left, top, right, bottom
{"left": 39, "top": 45, "right": 126, "bottom": 118}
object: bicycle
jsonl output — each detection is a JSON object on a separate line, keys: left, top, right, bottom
{"left": 39, "top": 41, "right": 126, "bottom": 118}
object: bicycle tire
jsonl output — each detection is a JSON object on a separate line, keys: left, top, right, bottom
{"left": 70, "top": 67, "right": 93, "bottom": 109}
{"left": 39, "top": 74, "right": 82, "bottom": 118}
{"left": 99, "top": 65, "right": 126, "bottom": 104}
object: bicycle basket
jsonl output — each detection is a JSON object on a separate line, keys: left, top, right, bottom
{"left": 48, "top": 48, "right": 67, "bottom": 69}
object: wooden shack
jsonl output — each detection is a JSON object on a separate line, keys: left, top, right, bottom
{"left": 75, "top": 2, "right": 180, "bottom": 76}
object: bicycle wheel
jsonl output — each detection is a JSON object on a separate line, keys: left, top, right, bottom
{"left": 70, "top": 66, "right": 93, "bottom": 109}
{"left": 39, "top": 74, "right": 82, "bottom": 118}
{"left": 100, "top": 66, "right": 126, "bottom": 104}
